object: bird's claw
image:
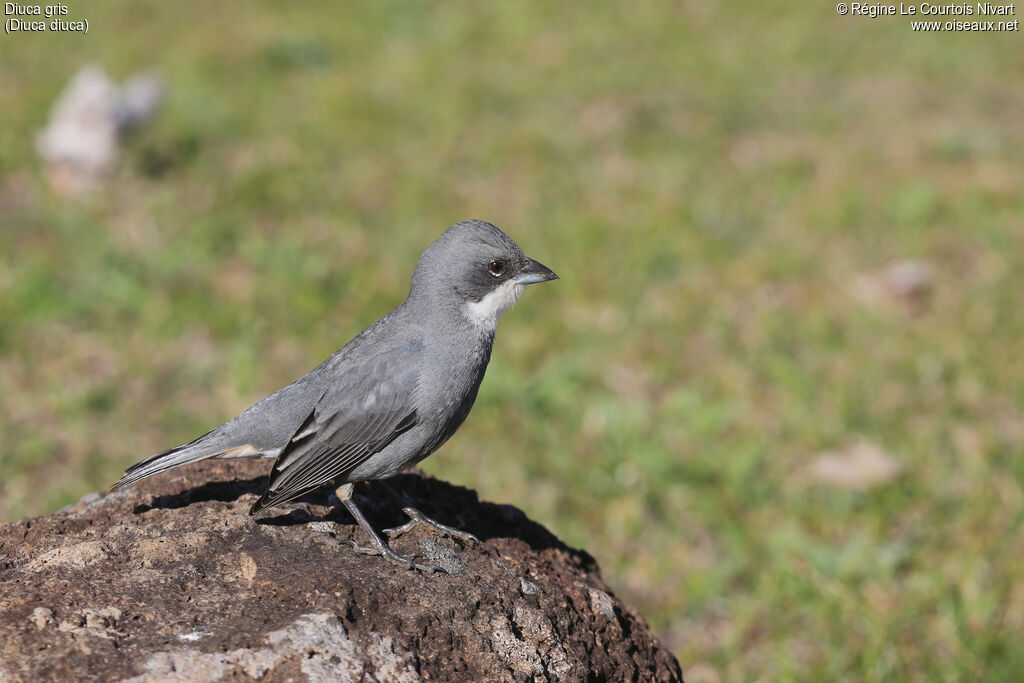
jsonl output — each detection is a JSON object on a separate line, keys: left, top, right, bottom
{"left": 342, "top": 539, "right": 441, "bottom": 573}
{"left": 383, "top": 519, "right": 419, "bottom": 538}
{"left": 343, "top": 539, "right": 381, "bottom": 555}
{"left": 384, "top": 507, "right": 480, "bottom": 545}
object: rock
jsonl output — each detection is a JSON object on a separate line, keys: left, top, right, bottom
{"left": 35, "top": 64, "right": 164, "bottom": 197}
{"left": 116, "top": 72, "right": 165, "bottom": 132}
{"left": 0, "top": 459, "right": 682, "bottom": 682}
{"left": 851, "top": 259, "right": 934, "bottom": 315}
{"left": 802, "top": 441, "right": 903, "bottom": 491}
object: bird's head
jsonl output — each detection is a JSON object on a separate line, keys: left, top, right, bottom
{"left": 410, "top": 219, "right": 558, "bottom": 329}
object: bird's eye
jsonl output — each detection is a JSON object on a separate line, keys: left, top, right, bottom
{"left": 487, "top": 260, "right": 506, "bottom": 277}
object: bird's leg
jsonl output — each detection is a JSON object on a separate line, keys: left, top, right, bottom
{"left": 335, "top": 483, "right": 440, "bottom": 573}
{"left": 376, "top": 481, "right": 480, "bottom": 544}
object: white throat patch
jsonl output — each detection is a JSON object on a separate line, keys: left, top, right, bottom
{"left": 464, "top": 279, "right": 525, "bottom": 330}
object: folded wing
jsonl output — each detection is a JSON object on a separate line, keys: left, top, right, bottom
{"left": 249, "top": 343, "right": 422, "bottom": 513}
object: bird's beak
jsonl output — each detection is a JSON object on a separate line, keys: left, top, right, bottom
{"left": 517, "top": 257, "right": 559, "bottom": 285}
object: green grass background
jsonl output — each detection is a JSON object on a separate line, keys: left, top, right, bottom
{"left": 2, "top": 2, "right": 1023, "bottom": 680}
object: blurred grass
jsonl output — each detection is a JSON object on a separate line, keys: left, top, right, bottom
{"left": 2, "top": 2, "right": 1024, "bottom": 680}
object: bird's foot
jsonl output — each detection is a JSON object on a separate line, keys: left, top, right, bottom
{"left": 342, "top": 538, "right": 440, "bottom": 573}
{"left": 384, "top": 506, "right": 480, "bottom": 545}
{"left": 338, "top": 484, "right": 442, "bottom": 572}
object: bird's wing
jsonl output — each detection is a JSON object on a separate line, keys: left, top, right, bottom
{"left": 250, "top": 342, "right": 422, "bottom": 513}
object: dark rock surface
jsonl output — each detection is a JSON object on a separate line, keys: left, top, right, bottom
{"left": 0, "top": 460, "right": 682, "bottom": 681}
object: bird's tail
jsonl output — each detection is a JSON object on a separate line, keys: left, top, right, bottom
{"left": 110, "top": 429, "right": 222, "bottom": 490}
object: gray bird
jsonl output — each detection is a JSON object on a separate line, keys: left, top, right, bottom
{"left": 112, "top": 219, "right": 558, "bottom": 571}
